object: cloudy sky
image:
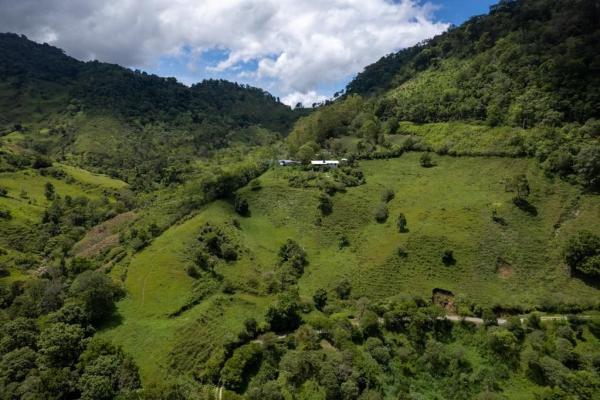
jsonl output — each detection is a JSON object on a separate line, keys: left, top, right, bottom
{"left": 0, "top": 0, "right": 497, "bottom": 106}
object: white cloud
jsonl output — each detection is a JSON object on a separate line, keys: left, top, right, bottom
{"left": 0, "top": 0, "right": 448, "bottom": 101}
{"left": 282, "top": 91, "right": 328, "bottom": 108}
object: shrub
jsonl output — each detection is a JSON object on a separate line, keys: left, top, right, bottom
{"left": 313, "top": 289, "right": 328, "bottom": 311}
{"left": 374, "top": 203, "right": 388, "bottom": 223}
{"left": 44, "top": 182, "right": 55, "bottom": 200}
{"left": 565, "top": 231, "right": 600, "bottom": 278}
{"left": 338, "top": 234, "right": 350, "bottom": 249}
{"left": 222, "top": 244, "right": 238, "bottom": 262}
{"left": 234, "top": 196, "right": 250, "bottom": 216}
{"left": 397, "top": 247, "right": 408, "bottom": 257}
{"left": 186, "top": 264, "right": 200, "bottom": 279}
{"left": 397, "top": 213, "right": 408, "bottom": 232}
{"left": 0, "top": 187, "right": 7, "bottom": 197}
{"left": 442, "top": 249, "right": 455, "bottom": 265}
{"left": 420, "top": 152, "right": 434, "bottom": 167}
{"left": 220, "top": 343, "right": 263, "bottom": 391}
{"left": 0, "top": 209, "right": 11, "bottom": 220}
{"left": 334, "top": 279, "right": 352, "bottom": 300}
{"left": 318, "top": 193, "right": 333, "bottom": 215}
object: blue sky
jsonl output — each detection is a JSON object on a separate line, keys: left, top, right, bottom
{"left": 1, "top": 0, "right": 499, "bottom": 106}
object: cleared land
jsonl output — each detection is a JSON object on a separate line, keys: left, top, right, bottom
{"left": 100, "top": 152, "right": 600, "bottom": 384}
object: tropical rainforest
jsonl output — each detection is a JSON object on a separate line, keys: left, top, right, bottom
{"left": 0, "top": 0, "right": 599, "bottom": 399}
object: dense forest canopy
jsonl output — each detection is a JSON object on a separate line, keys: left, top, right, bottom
{"left": 346, "top": 0, "right": 600, "bottom": 127}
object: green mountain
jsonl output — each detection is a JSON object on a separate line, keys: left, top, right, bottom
{"left": 347, "top": 0, "right": 599, "bottom": 127}
{"left": 0, "top": 32, "right": 302, "bottom": 184}
{"left": 1, "top": 1, "right": 600, "bottom": 399}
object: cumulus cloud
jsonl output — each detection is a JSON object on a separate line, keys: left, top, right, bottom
{"left": 0, "top": 0, "right": 448, "bottom": 105}
{"left": 282, "top": 91, "right": 329, "bottom": 108}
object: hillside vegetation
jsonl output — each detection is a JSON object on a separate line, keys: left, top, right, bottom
{"left": 1, "top": 0, "right": 600, "bottom": 399}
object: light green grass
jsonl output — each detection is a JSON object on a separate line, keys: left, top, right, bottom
{"left": 57, "top": 163, "right": 128, "bottom": 189}
{"left": 100, "top": 154, "right": 600, "bottom": 384}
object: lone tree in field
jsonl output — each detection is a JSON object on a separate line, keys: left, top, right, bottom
{"left": 234, "top": 196, "right": 249, "bottom": 217}
{"left": 511, "top": 174, "right": 530, "bottom": 200}
{"left": 442, "top": 249, "right": 455, "bottom": 265}
{"left": 420, "top": 152, "right": 434, "bottom": 168}
{"left": 44, "top": 182, "right": 55, "bottom": 200}
{"left": 318, "top": 193, "right": 333, "bottom": 215}
{"left": 397, "top": 213, "right": 408, "bottom": 232}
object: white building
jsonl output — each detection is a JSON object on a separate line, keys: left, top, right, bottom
{"left": 310, "top": 160, "right": 339, "bottom": 168}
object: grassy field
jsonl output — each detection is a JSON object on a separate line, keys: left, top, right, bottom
{"left": 0, "top": 165, "right": 128, "bottom": 282}
{"left": 99, "top": 152, "right": 600, "bottom": 385}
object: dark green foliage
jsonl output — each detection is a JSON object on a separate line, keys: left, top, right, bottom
{"left": 318, "top": 193, "right": 333, "bottom": 215}
{"left": 565, "top": 231, "right": 600, "bottom": 279}
{"left": 338, "top": 234, "right": 350, "bottom": 249}
{"left": 265, "top": 291, "right": 302, "bottom": 332}
{"left": 234, "top": 196, "right": 250, "bottom": 217}
{"left": 397, "top": 213, "right": 408, "bottom": 233}
{"left": 334, "top": 279, "right": 352, "bottom": 300}
{"left": 575, "top": 144, "right": 600, "bottom": 191}
{"left": 347, "top": 0, "right": 600, "bottom": 127}
{"left": 44, "top": 182, "right": 55, "bottom": 200}
{"left": 0, "top": 317, "right": 39, "bottom": 353}
{"left": 420, "top": 152, "right": 434, "bottom": 168}
{"left": 0, "top": 209, "right": 11, "bottom": 220}
{"left": 313, "top": 289, "right": 328, "bottom": 311}
{"left": 0, "top": 187, "right": 7, "bottom": 197}
{"left": 37, "top": 322, "right": 87, "bottom": 367}
{"left": 278, "top": 239, "right": 307, "bottom": 277}
{"left": 360, "top": 310, "right": 380, "bottom": 337}
{"left": 374, "top": 203, "right": 388, "bottom": 223}
{"left": 511, "top": 174, "right": 530, "bottom": 200}
{"left": 69, "top": 271, "right": 123, "bottom": 323}
{"left": 442, "top": 249, "right": 456, "bottom": 266}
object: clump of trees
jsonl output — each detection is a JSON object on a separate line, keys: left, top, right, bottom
{"left": 565, "top": 231, "right": 600, "bottom": 280}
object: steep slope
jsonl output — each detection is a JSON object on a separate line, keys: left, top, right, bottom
{"left": 347, "top": 0, "right": 600, "bottom": 127}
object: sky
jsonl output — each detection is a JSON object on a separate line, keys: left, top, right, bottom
{"left": 0, "top": 0, "right": 497, "bottom": 107}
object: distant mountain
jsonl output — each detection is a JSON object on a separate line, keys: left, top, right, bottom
{"left": 0, "top": 33, "right": 303, "bottom": 183}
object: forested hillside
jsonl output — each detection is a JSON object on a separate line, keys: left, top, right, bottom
{"left": 1, "top": 0, "right": 600, "bottom": 399}
{"left": 0, "top": 33, "right": 302, "bottom": 184}
{"left": 347, "top": 0, "right": 599, "bottom": 127}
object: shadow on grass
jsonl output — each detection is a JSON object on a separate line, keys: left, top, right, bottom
{"left": 97, "top": 312, "right": 123, "bottom": 330}
{"left": 513, "top": 197, "right": 538, "bottom": 216}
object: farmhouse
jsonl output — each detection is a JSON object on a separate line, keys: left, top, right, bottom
{"left": 311, "top": 160, "right": 340, "bottom": 168}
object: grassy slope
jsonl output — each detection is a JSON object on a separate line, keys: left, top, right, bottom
{"left": 0, "top": 164, "right": 128, "bottom": 279}
{"left": 100, "top": 153, "right": 600, "bottom": 384}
